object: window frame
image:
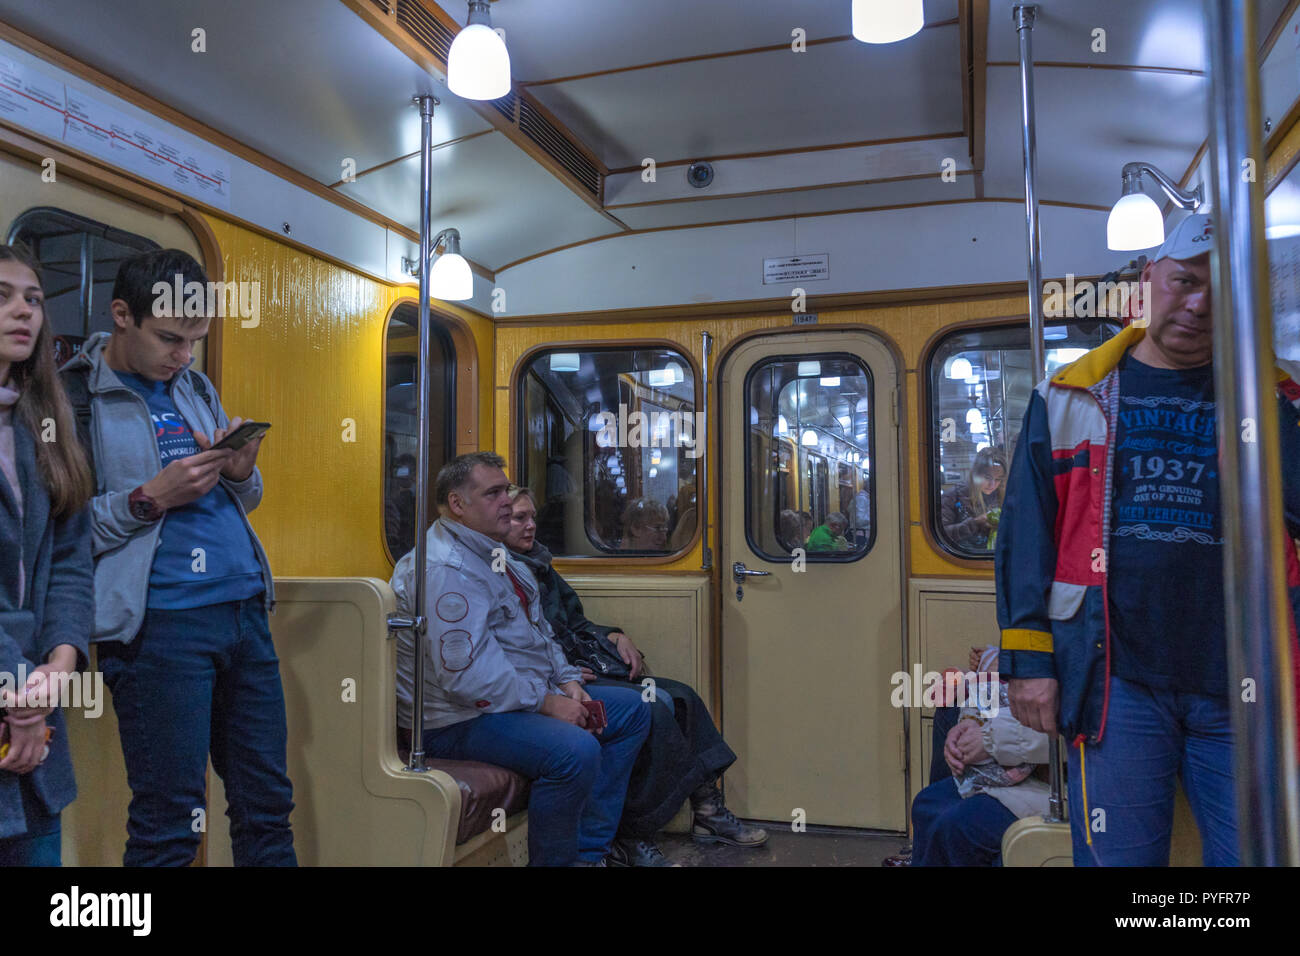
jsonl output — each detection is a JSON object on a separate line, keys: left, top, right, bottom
{"left": 6, "top": 205, "right": 161, "bottom": 339}
{"left": 742, "top": 351, "right": 877, "bottom": 565}
{"left": 921, "top": 316, "right": 1121, "bottom": 566}
{"left": 380, "top": 300, "right": 457, "bottom": 567}
{"left": 511, "top": 339, "right": 702, "bottom": 564}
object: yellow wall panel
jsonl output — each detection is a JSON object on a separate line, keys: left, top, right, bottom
{"left": 202, "top": 216, "right": 494, "bottom": 578}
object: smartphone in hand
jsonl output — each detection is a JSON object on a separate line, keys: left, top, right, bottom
{"left": 211, "top": 421, "right": 271, "bottom": 451}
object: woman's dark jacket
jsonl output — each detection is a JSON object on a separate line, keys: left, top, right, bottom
{"left": 513, "top": 543, "right": 630, "bottom": 679}
{"left": 0, "top": 416, "right": 93, "bottom": 838}
{"left": 940, "top": 483, "right": 989, "bottom": 550}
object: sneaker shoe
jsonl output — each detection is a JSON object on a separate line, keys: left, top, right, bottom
{"left": 571, "top": 857, "right": 607, "bottom": 867}
{"left": 691, "top": 782, "right": 769, "bottom": 848}
{"left": 607, "top": 838, "right": 679, "bottom": 867}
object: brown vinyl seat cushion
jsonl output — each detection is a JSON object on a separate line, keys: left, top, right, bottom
{"left": 397, "top": 727, "right": 531, "bottom": 845}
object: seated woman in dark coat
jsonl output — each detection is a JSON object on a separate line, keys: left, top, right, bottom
{"left": 505, "top": 486, "right": 767, "bottom": 867}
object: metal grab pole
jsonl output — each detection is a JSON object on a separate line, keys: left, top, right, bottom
{"left": 1203, "top": 0, "right": 1300, "bottom": 866}
{"left": 1013, "top": 2, "right": 1063, "bottom": 824}
{"left": 406, "top": 93, "right": 439, "bottom": 772}
{"left": 1014, "top": 5, "right": 1047, "bottom": 382}
{"left": 700, "top": 331, "right": 713, "bottom": 570}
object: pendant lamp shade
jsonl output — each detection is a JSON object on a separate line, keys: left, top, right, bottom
{"left": 852, "top": 0, "right": 924, "bottom": 44}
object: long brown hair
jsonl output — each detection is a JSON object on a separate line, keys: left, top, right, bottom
{"left": 1, "top": 244, "right": 94, "bottom": 519}
{"left": 968, "top": 446, "right": 1008, "bottom": 515}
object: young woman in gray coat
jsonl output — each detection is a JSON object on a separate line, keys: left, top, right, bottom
{"left": 0, "top": 244, "right": 95, "bottom": 865}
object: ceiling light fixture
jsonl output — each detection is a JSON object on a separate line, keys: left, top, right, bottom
{"left": 851, "top": 0, "right": 924, "bottom": 44}
{"left": 448, "top": 1, "right": 511, "bottom": 100}
{"left": 1107, "top": 162, "right": 1202, "bottom": 251}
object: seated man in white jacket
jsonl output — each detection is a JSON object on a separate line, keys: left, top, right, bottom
{"left": 390, "top": 452, "right": 651, "bottom": 867}
{"left": 909, "top": 647, "right": 1050, "bottom": 866}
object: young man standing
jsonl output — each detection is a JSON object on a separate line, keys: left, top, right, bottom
{"left": 62, "top": 249, "right": 295, "bottom": 866}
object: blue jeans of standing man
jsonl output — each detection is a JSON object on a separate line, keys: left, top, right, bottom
{"left": 1067, "top": 676, "right": 1236, "bottom": 866}
{"left": 98, "top": 597, "right": 297, "bottom": 866}
{"left": 421, "top": 684, "right": 651, "bottom": 866}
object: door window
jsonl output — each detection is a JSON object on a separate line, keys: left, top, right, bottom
{"left": 745, "top": 353, "right": 873, "bottom": 561}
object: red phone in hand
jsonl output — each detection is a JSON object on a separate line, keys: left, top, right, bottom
{"left": 581, "top": 699, "right": 607, "bottom": 731}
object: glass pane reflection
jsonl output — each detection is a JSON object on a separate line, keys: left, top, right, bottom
{"left": 747, "top": 354, "right": 873, "bottom": 561}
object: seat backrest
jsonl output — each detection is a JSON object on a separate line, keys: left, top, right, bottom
{"left": 205, "top": 577, "right": 464, "bottom": 865}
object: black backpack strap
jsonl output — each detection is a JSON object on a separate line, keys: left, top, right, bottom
{"left": 59, "top": 365, "right": 96, "bottom": 481}
{"left": 186, "top": 369, "right": 220, "bottom": 421}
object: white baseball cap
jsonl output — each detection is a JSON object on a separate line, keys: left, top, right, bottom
{"left": 1153, "top": 213, "right": 1214, "bottom": 262}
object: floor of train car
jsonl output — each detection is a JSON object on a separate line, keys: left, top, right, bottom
{"left": 657, "top": 826, "right": 907, "bottom": 867}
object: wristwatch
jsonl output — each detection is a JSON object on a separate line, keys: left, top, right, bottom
{"left": 128, "top": 486, "right": 165, "bottom": 523}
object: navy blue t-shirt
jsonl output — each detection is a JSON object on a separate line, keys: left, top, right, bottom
{"left": 1108, "top": 351, "right": 1225, "bottom": 697}
{"left": 119, "top": 372, "right": 264, "bottom": 609}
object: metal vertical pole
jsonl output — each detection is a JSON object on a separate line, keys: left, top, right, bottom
{"left": 1203, "top": 0, "right": 1299, "bottom": 866}
{"left": 1014, "top": 4, "right": 1046, "bottom": 383}
{"left": 406, "top": 93, "right": 439, "bottom": 772}
{"left": 700, "top": 331, "right": 713, "bottom": 570}
{"left": 1013, "top": 2, "right": 1063, "bottom": 824}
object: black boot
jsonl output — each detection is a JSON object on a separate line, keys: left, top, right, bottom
{"left": 607, "top": 837, "right": 679, "bottom": 867}
{"left": 690, "top": 782, "right": 768, "bottom": 848}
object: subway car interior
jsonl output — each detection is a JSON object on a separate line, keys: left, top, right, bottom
{"left": 1, "top": 0, "right": 1299, "bottom": 872}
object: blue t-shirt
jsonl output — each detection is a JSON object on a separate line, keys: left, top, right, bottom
{"left": 119, "top": 372, "right": 264, "bottom": 610}
{"left": 1108, "top": 351, "right": 1225, "bottom": 696}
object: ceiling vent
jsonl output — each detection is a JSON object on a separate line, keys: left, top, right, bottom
{"left": 388, "top": 0, "right": 602, "bottom": 202}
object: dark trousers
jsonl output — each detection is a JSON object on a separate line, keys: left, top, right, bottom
{"left": 588, "top": 675, "right": 736, "bottom": 839}
{"left": 930, "top": 706, "right": 960, "bottom": 784}
{"left": 0, "top": 780, "right": 61, "bottom": 866}
{"left": 98, "top": 597, "right": 297, "bottom": 866}
{"left": 911, "top": 776, "right": 1017, "bottom": 866}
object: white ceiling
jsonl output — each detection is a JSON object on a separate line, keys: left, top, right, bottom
{"left": 0, "top": 0, "right": 1291, "bottom": 291}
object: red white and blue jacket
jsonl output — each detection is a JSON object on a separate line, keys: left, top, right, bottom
{"left": 996, "top": 323, "right": 1300, "bottom": 745}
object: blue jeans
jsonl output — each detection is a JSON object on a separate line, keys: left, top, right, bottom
{"left": 98, "top": 597, "right": 297, "bottom": 867}
{"left": 911, "top": 776, "right": 1017, "bottom": 866}
{"left": 421, "top": 684, "right": 650, "bottom": 866}
{"left": 0, "top": 779, "right": 61, "bottom": 866}
{"left": 1067, "top": 676, "right": 1236, "bottom": 866}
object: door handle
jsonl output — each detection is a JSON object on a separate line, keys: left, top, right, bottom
{"left": 732, "top": 561, "right": 771, "bottom": 601}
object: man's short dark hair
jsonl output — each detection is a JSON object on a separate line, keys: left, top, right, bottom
{"left": 112, "top": 249, "right": 209, "bottom": 327}
{"left": 435, "top": 451, "right": 507, "bottom": 506}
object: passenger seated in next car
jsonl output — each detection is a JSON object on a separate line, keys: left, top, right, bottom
{"left": 390, "top": 451, "right": 651, "bottom": 867}
{"left": 619, "top": 497, "right": 669, "bottom": 551}
{"left": 504, "top": 485, "right": 768, "bottom": 866}
{"left": 806, "top": 511, "right": 849, "bottom": 551}
{"left": 940, "top": 446, "right": 1006, "bottom": 551}
{"left": 777, "top": 508, "right": 805, "bottom": 552}
{"left": 905, "top": 646, "right": 1050, "bottom": 867}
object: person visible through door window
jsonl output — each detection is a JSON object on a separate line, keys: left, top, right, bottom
{"left": 941, "top": 447, "right": 1007, "bottom": 551}
{"left": 806, "top": 511, "right": 849, "bottom": 552}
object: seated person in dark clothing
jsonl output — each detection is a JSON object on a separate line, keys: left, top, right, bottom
{"left": 901, "top": 646, "right": 1049, "bottom": 867}
{"left": 505, "top": 485, "right": 768, "bottom": 866}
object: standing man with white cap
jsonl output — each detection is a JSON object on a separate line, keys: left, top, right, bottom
{"left": 995, "top": 213, "right": 1300, "bottom": 865}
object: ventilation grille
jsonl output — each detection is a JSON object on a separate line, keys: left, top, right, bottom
{"left": 518, "top": 98, "right": 600, "bottom": 198}
{"left": 369, "top": 0, "right": 393, "bottom": 15}
{"left": 389, "top": 0, "right": 601, "bottom": 201}
{"left": 395, "top": 0, "right": 455, "bottom": 61}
